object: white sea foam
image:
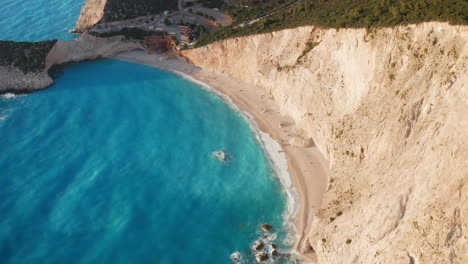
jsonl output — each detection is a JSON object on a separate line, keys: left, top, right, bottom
{"left": 1, "top": 93, "right": 16, "bottom": 100}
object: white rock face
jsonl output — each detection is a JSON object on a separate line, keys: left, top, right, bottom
{"left": 0, "top": 66, "right": 53, "bottom": 93}
{"left": 45, "top": 34, "right": 142, "bottom": 70}
{"left": 74, "top": 0, "right": 108, "bottom": 33}
{"left": 182, "top": 22, "right": 468, "bottom": 263}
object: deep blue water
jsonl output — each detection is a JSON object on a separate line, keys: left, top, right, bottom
{"left": 0, "top": 0, "right": 85, "bottom": 41}
{"left": 0, "top": 1, "right": 292, "bottom": 263}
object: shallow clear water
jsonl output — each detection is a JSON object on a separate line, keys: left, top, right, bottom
{"left": 0, "top": 0, "right": 85, "bottom": 41}
{"left": 0, "top": 1, "right": 293, "bottom": 263}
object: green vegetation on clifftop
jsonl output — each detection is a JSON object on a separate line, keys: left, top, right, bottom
{"left": 102, "top": 0, "right": 177, "bottom": 22}
{"left": 197, "top": 0, "right": 468, "bottom": 46}
{"left": 0, "top": 40, "right": 57, "bottom": 73}
{"left": 89, "top": 28, "right": 166, "bottom": 40}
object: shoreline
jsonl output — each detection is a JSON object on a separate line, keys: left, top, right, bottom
{"left": 112, "top": 50, "right": 329, "bottom": 263}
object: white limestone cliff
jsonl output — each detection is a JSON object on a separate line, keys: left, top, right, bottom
{"left": 74, "top": 0, "right": 108, "bottom": 33}
{"left": 182, "top": 22, "right": 468, "bottom": 263}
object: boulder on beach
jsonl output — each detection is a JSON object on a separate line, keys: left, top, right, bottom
{"left": 255, "top": 252, "right": 269, "bottom": 263}
{"left": 260, "top": 224, "right": 273, "bottom": 232}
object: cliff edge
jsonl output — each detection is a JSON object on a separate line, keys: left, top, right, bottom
{"left": 182, "top": 22, "right": 468, "bottom": 263}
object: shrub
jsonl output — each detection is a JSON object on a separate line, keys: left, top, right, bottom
{"left": 0, "top": 40, "right": 57, "bottom": 73}
{"left": 89, "top": 28, "right": 166, "bottom": 40}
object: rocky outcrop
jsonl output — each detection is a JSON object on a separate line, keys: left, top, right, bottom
{"left": 255, "top": 252, "right": 269, "bottom": 263}
{"left": 182, "top": 22, "right": 468, "bottom": 263}
{"left": 0, "top": 34, "right": 142, "bottom": 93}
{"left": 74, "top": 0, "right": 108, "bottom": 33}
{"left": 252, "top": 241, "right": 265, "bottom": 251}
{"left": 260, "top": 223, "right": 273, "bottom": 232}
{"left": 0, "top": 66, "right": 53, "bottom": 93}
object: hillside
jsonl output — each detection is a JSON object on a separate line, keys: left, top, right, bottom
{"left": 74, "top": 0, "right": 177, "bottom": 32}
{"left": 0, "top": 40, "right": 57, "bottom": 73}
{"left": 101, "top": 0, "right": 177, "bottom": 22}
{"left": 198, "top": 0, "right": 468, "bottom": 45}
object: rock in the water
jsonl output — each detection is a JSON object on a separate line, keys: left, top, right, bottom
{"left": 260, "top": 224, "right": 273, "bottom": 232}
{"left": 230, "top": 251, "right": 242, "bottom": 263}
{"left": 255, "top": 252, "right": 269, "bottom": 263}
{"left": 212, "top": 150, "right": 230, "bottom": 163}
{"left": 269, "top": 244, "right": 279, "bottom": 257}
{"left": 261, "top": 233, "right": 277, "bottom": 242}
{"left": 252, "top": 240, "right": 265, "bottom": 251}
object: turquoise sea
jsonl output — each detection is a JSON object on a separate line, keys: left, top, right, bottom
{"left": 0, "top": 0, "right": 85, "bottom": 41}
{"left": 0, "top": 1, "right": 293, "bottom": 264}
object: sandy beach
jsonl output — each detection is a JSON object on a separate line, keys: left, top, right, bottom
{"left": 113, "top": 50, "right": 329, "bottom": 262}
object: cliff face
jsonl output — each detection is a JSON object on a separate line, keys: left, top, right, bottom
{"left": 0, "top": 66, "right": 53, "bottom": 93}
{"left": 182, "top": 23, "right": 468, "bottom": 263}
{"left": 74, "top": 0, "right": 108, "bottom": 33}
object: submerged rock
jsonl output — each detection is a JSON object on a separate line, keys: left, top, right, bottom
{"left": 260, "top": 224, "right": 273, "bottom": 232}
{"left": 261, "top": 233, "right": 277, "bottom": 242}
{"left": 212, "top": 150, "right": 230, "bottom": 163}
{"left": 255, "top": 252, "right": 269, "bottom": 263}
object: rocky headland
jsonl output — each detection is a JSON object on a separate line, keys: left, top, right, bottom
{"left": 0, "top": 34, "right": 142, "bottom": 93}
